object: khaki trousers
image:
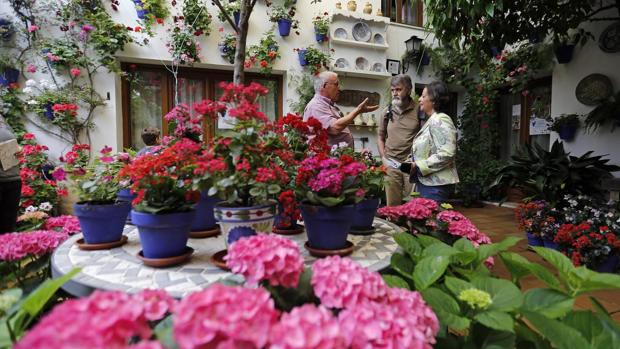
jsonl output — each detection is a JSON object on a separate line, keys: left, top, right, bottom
{"left": 385, "top": 167, "right": 413, "bottom": 206}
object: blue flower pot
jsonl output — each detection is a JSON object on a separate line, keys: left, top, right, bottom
{"left": 132, "top": 209, "right": 195, "bottom": 259}
{"left": 73, "top": 202, "right": 131, "bottom": 244}
{"left": 0, "top": 68, "right": 19, "bottom": 86}
{"left": 274, "top": 202, "right": 299, "bottom": 230}
{"left": 351, "top": 198, "right": 380, "bottom": 231}
{"left": 191, "top": 192, "right": 219, "bottom": 232}
{"left": 555, "top": 44, "right": 575, "bottom": 64}
{"left": 526, "top": 231, "right": 544, "bottom": 247}
{"left": 596, "top": 253, "right": 619, "bottom": 273}
{"left": 117, "top": 188, "right": 136, "bottom": 202}
{"left": 298, "top": 50, "right": 307, "bottom": 66}
{"left": 315, "top": 31, "right": 327, "bottom": 43}
{"left": 277, "top": 19, "right": 292, "bottom": 37}
{"left": 301, "top": 204, "right": 355, "bottom": 250}
{"left": 233, "top": 12, "right": 240, "bottom": 26}
{"left": 43, "top": 103, "right": 55, "bottom": 120}
{"left": 489, "top": 46, "right": 500, "bottom": 57}
{"left": 543, "top": 237, "right": 558, "bottom": 250}
{"left": 214, "top": 201, "right": 277, "bottom": 246}
{"left": 136, "top": 9, "right": 149, "bottom": 19}
{"left": 558, "top": 125, "right": 577, "bottom": 141}
{"left": 421, "top": 52, "right": 430, "bottom": 66}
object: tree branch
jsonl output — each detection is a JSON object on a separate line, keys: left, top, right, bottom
{"left": 212, "top": 0, "right": 240, "bottom": 34}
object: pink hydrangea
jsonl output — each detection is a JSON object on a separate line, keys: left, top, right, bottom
{"left": 44, "top": 215, "right": 81, "bottom": 235}
{"left": 269, "top": 304, "right": 347, "bottom": 349}
{"left": 173, "top": 284, "right": 279, "bottom": 349}
{"left": 378, "top": 198, "right": 438, "bottom": 221}
{"left": 385, "top": 288, "right": 440, "bottom": 344}
{"left": 338, "top": 297, "right": 439, "bottom": 349}
{"left": 436, "top": 210, "right": 467, "bottom": 223}
{"left": 0, "top": 230, "right": 67, "bottom": 262}
{"left": 311, "top": 256, "right": 387, "bottom": 309}
{"left": 446, "top": 219, "right": 491, "bottom": 247}
{"left": 124, "top": 341, "right": 166, "bottom": 349}
{"left": 15, "top": 290, "right": 171, "bottom": 349}
{"left": 134, "top": 289, "right": 176, "bottom": 321}
{"left": 225, "top": 234, "right": 304, "bottom": 288}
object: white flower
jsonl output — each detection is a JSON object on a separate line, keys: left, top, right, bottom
{"left": 25, "top": 206, "right": 37, "bottom": 213}
{"left": 39, "top": 79, "right": 51, "bottom": 89}
{"left": 27, "top": 99, "right": 38, "bottom": 105}
{"left": 25, "top": 79, "right": 37, "bottom": 87}
{"left": 22, "top": 87, "right": 33, "bottom": 94}
{"left": 39, "top": 202, "right": 53, "bottom": 211}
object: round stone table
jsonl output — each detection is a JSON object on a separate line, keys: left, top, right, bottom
{"left": 52, "top": 218, "right": 403, "bottom": 298}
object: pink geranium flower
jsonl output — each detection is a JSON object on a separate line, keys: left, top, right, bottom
{"left": 70, "top": 68, "right": 81, "bottom": 77}
{"left": 173, "top": 284, "right": 279, "bottom": 349}
{"left": 26, "top": 64, "right": 37, "bottom": 73}
{"left": 269, "top": 304, "right": 348, "bottom": 349}
{"left": 225, "top": 234, "right": 304, "bottom": 288}
{"left": 44, "top": 215, "right": 81, "bottom": 235}
{"left": 311, "top": 256, "right": 387, "bottom": 309}
{"left": 28, "top": 25, "right": 39, "bottom": 32}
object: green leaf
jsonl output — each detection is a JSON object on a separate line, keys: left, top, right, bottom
{"left": 454, "top": 238, "right": 476, "bottom": 252}
{"left": 383, "top": 275, "right": 410, "bottom": 289}
{"left": 444, "top": 276, "right": 474, "bottom": 297}
{"left": 421, "top": 287, "right": 470, "bottom": 330}
{"left": 515, "top": 321, "right": 552, "bottom": 349}
{"left": 154, "top": 315, "right": 179, "bottom": 349}
{"left": 393, "top": 232, "right": 422, "bottom": 260}
{"left": 563, "top": 311, "right": 613, "bottom": 348}
{"left": 471, "top": 277, "right": 523, "bottom": 312}
{"left": 485, "top": 3, "right": 495, "bottom": 17}
{"left": 521, "top": 288, "right": 574, "bottom": 318}
{"left": 249, "top": 187, "right": 262, "bottom": 197}
{"left": 572, "top": 267, "right": 620, "bottom": 295}
{"left": 421, "top": 243, "right": 459, "bottom": 259}
{"left": 390, "top": 253, "right": 415, "bottom": 280}
{"left": 416, "top": 234, "right": 444, "bottom": 247}
{"left": 523, "top": 311, "right": 592, "bottom": 349}
{"left": 531, "top": 246, "right": 575, "bottom": 280}
{"left": 413, "top": 255, "right": 450, "bottom": 290}
{"left": 474, "top": 311, "right": 514, "bottom": 333}
{"left": 499, "top": 252, "right": 532, "bottom": 284}
{"left": 21, "top": 268, "right": 81, "bottom": 317}
{"left": 267, "top": 184, "right": 280, "bottom": 194}
{"left": 476, "top": 237, "right": 521, "bottom": 264}
{"left": 207, "top": 186, "right": 218, "bottom": 196}
{"left": 316, "top": 195, "right": 344, "bottom": 207}
{"left": 481, "top": 329, "right": 516, "bottom": 349}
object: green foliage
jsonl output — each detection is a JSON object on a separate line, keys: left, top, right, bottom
{"left": 217, "top": 1, "right": 240, "bottom": 22}
{"left": 489, "top": 140, "right": 620, "bottom": 204}
{"left": 311, "top": 12, "right": 330, "bottom": 35}
{"left": 219, "top": 33, "right": 237, "bottom": 65}
{"left": 298, "top": 46, "right": 331, "bottom": 75}
{"left": 584, "top": 91, "right": 620, "bottom": 133}
{"left": 386, "top": 232, "right": 620, "bottom": 348}
{"left": 136, "top": 0, "right": 170, "bottom": 32}
{"left": 247, "top": 32, "right": 280, "bottom": 74}
{"left": 182, "top": 0, "right": 212, "bottom": 34}
{"left": 85, "top": 8, "right": 135, "bottom": 72}
{"left": 548, "top": 113, "right": 580, "bottom": 132}
{"left": 287, "top": 72, "right": 315, "bottom": 115}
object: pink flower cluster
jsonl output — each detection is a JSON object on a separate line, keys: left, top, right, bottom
{"left": 339, "top": 290, "right": 438, "bottom": 349}
{"left": 164, "top": 104, "right": 203, "bottom": 139}
{"left": 44, "top": 215, "right": 81, "bottom": 235}
{"left": 15, "top": 289, "right": 175, "bottom": 349}
{"left": 297, "top": 154, "right": 366, "bottom": 196}
{"left": 438, "top": 210, "right": 491, "bottom": 247}
{"left": 0, "top": 230, "right": 68, "bottom": 262}
{"left": 173, "top": 284, "right": 279, "bottom": 349}
{"left": 270, "top": 304, "right": 348, "bottom": 349}
{"left": 225, "top": 234, "right": 304, "bottom": 288}
{"left": 311, "top": 256, "right": 388, "bottom": 309}
{"left": 378, "top": 197, "right": 439, "bottom": 221}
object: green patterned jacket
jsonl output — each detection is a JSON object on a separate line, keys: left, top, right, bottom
{"left": 411, "top": 112, "right": 460, "bottom": 186}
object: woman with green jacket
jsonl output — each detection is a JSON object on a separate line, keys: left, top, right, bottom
{"left": 401, "top": 81, "right": 459, "bottom": 201}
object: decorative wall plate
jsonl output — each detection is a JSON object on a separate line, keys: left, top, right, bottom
{"left": 335, "top": 58, "right": 350, "bottom": 69}
{"left": 334, "top": 28, "right": 348, "bottom": 39}
{"left": 371, "top": 62, "right": 385, "bottom": 72}
{"left": 355, "top": 57, "right": 369, "bottom": 70}
{"left": 575, "top": 73, "right": 613, "bottom": 106}
{"left": 599, "top": 22, "right": 620, "bottom": 53}
{"left": 352, "top": 22, "right": 371, "bottom": 42}
{"left": 373, "top": 33, "right": 385, "bottom": 45}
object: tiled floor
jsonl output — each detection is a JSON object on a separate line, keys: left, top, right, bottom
{"left": 458, "top": 204, "right": 620, "bottom": 322}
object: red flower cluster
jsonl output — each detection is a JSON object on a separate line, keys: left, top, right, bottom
{"left": 554, "top": 222, "right": 620, "bottom": 267}
{"left": 51, "top": 103, "right": 78, "bottom": 117}
{"left": 17, "top": 134, "right": 63, "bottom": 211}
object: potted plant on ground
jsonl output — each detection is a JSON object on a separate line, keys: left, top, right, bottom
{"left": 331, "top": 147, "right": 385, "bottom": 234}
{"left": 194, "top": 82, "right": 291, "bottom": 247}
{"left": 294, "top": 46, "right": 332, "bottom": 75}
{"left": 312, "top": 12, "right": 330, "bottom": 43}
{"left": 548, "top": 113, "right": 580, "bottom": 141}
{"left": 119, "top": 138, "right": 203, "bottom": 260}
{"left": 269, "top": 5, "right": 299, "bottom": 37}
{"left": 295, "top": 152, "right": 367, "bottom": 251}
{"left": 57, "top": 144, "right": 132, "bottom": 247}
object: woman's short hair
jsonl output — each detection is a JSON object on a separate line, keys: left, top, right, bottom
{"left": 426, "top": 81, "right": 450, "bottom": 113}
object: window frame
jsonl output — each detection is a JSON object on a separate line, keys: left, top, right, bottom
{"left": 384, "top": 0, "right": 423, "bottom": 27}
{"left": 120, "top": 63, "right": 283, "bottom": 149}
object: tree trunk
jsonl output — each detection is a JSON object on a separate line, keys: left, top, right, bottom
{"left": 233, "top": 0, "right": 252, "bottom": 85}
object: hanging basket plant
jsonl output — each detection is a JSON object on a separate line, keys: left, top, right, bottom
{"left": 294, "top": 46, "right": 331, "bottom": 75}
{"left": 182, "top": 0, "right": 212, "bottom": 36}
{"left": 269, "top": 5, "right": 299, "bottom": 37}
{"left": 247, "top": 32, "right": 280, "bottom": 74}
{"left": 548, "top": 113, "right": 581, "bottom": 141}
{"left": 219, "top": 33, "right": 237, "bottom": 64}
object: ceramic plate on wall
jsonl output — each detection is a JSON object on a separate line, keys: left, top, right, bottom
{"left": 355, "top": 57, "right": 369, "bottom": 70}
{"left": 371, "top": 63, "right": 385, "bottom": 72}
{"left": 373, "top": 33, "right": 385, "bottom": 45}
{"left": 352, "top": 22, "right": 371, "bottom": 42}
{"left": 335, "top": 58, "right": 350, "bottom": 69}
{"left": 334, "top": 28, "right": 348, "bottom": 40}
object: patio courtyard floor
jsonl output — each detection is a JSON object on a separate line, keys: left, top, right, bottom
{"left": 457, "top": 204, "right": 620, "bottom": 323}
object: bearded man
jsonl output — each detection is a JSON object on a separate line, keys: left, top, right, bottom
{"left": 377, "top": 74, "right": 420, "bottom": 206}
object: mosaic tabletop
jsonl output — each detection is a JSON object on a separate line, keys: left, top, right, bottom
{"left": 51, "top": 217, "right": 403, "bottom": 298}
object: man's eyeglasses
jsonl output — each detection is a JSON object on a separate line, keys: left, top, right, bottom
{"left": 324, "top": 81, "right": 340, "bottom": 87}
